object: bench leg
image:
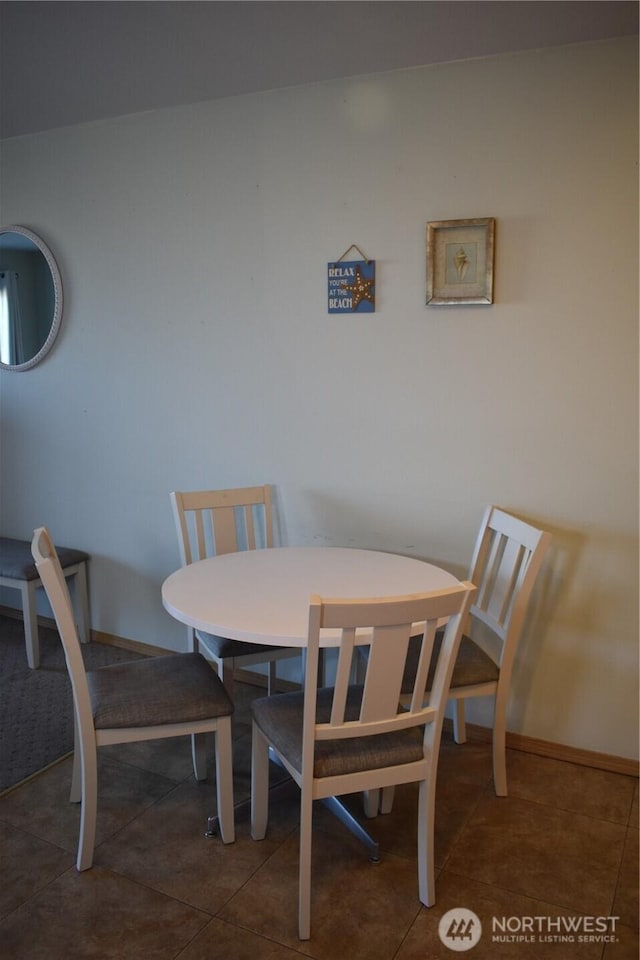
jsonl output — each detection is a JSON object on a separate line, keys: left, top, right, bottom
{"left": 21, "top": 581, "right": 40, "bottom": 669}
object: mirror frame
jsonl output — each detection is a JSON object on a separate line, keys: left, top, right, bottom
{"left": 0, "top": 224, "right": 64, "bottom": 371}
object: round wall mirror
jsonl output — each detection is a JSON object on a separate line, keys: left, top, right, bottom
{"left": 0, "top": 225, "right": 63, "bottom": 371}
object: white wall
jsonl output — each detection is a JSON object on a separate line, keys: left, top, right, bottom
{"left": 0, "top": 38, "right": 637, "bottom": 760}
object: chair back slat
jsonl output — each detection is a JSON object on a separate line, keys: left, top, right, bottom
{"left": 408, "top": 620, "right": 437, "bottom": 714}
{"left": 173, "top": 499, "right": 193, "bottom": 566}
{"left": 495, "top": 541, "right": 528, "bottom": 626}
{"left": 361, "top": 623, "right": 411, "bottom": 722}
{"left": 476, "top": 526, "right": 506, "bottom": 613}
{"left": 245, "top": 506, "right": 257, "bottom": 551}
{"left": 330, "top": 627, "right": 356, "bottom": 726}
{"left": 194, "top": 509, "right": 209, "bottom": 561}
{"left": 211, "top": 505, "right": 240, "bottom": 555}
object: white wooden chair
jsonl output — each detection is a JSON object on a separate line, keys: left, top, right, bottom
{"left": 31, "top": 527, "right": 235, "bottom": 872}
{"left": 170, "top": 485, "right": 300, "bottom": 696}
{"left": 250, "top": 581, "right": 476, "bottom": 940}
{"left": 377, "top": 506, "right": 552, "bottom": 811}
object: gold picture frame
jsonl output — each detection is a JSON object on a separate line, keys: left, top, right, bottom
{"left": 426, "top": 217, "right": 495, "bottom": 305}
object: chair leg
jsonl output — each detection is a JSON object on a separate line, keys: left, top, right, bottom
{"left": 417, "top": 776, "right": 437, "bottom": 907}
{"left": 217, "top": 659, "right": 235, "bottom": 699}
{"left": 215, "top": 718, "right": 235, "bottom": 843}
{"left": 298, "top": 786, "right": 313, "bottom": 940}
{"left": 453, "top": 698, "right": 467, "bottom": 743}
{"left": 77, "top": 744, "right": 98, "bottom": 871}
{"left": 492, "top": 691, "right": 508, "bottom": 796}
{"left": 363, "top": 789, "right": 380, "bottom": 818}
{"left": 380, "top": 785, "right": 396, "bottom": 814}
{"left": 251, "top": 724, "right": 270, "bottom": 840}
{"left": 267, "top": 659, "right": 277, "bottom": 695}
{"left": 191, "top": 732, "right": 209, "bottom": 781}
{"left": 22, "top": 581, "right": 39, "bottom": 669}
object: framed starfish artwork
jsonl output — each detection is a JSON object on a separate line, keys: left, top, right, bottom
{"left": 327, "top": 258, "right": 375, "bottom": 313}
{"left": 426, "top": 218, "right": 495, "bottom": 305}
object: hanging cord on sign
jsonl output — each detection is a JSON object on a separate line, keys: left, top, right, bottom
{"left": 334, "top": 244, "right": 372, "bottom": 265}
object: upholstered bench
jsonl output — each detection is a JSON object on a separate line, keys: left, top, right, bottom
{"left": 0, "top": 537, "right": 90, "bottom": 668}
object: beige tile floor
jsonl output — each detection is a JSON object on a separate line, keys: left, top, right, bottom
{"left": 0, "top": 681, "right": 637, "bottom": 960}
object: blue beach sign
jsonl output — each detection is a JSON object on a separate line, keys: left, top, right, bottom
{"left": 327, "top": 259, "right": 376, "bottom": 313}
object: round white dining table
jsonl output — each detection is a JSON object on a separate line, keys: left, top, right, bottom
{"left": 162, "top": 546, "right": 460, "bottom": 646}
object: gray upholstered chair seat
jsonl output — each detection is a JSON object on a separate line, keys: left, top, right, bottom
{"left": 252, "top": 685, "right": 424, "bottom": 779}
{"left": 401, "top": 631, "right": 499, "bottom": 695}
{"left": 196, "top": 630, "right": 282, "bottom": 660}
{"left": 0, "top": 536, "right": 88, "bottom": 580}
{"left": 87, "top": 652, "right": 234, "bottom": 729}
{"left": 357, "top": 631, "right": 499, "bottom": 695}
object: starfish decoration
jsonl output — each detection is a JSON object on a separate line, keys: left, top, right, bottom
{"left": 341, "top": 265, "right": 375, "bottom": 310}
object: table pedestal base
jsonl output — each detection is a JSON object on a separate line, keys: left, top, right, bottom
{"left": 204, "top": 747, "right": 381, "bottom": 862}
{"left": 321, "top": 795, "right": 380, "bottom": 861}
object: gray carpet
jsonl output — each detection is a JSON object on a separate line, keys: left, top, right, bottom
{"left": 0, "top": 615, "right": 144, "bottom": 794}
